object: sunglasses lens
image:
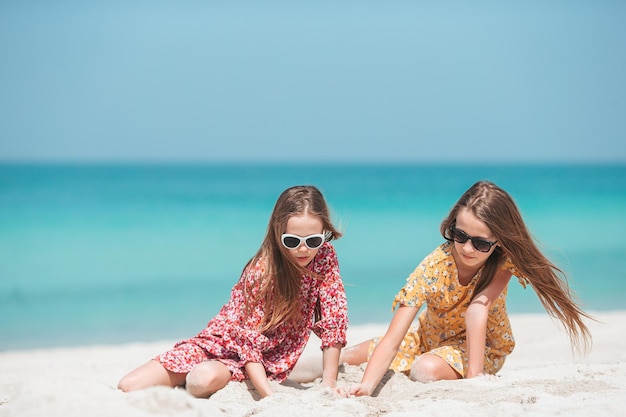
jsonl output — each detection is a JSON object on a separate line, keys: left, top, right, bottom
{"left": 282, "top": 236, "right": 301, "bottom": 249}
{"left": 305, "top": 236, "right": 324, "bottom": 249}
{"left": 452, "top": 228, "right": 468, "bottom": 243}
{"left": 473, "top": 239, "right": 491, "bottom": 252}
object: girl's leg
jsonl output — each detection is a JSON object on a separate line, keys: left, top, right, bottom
{"left": 118, "top": 359, "right": 187, "bottom": 392}
{"left": 287, "top": 339, "right": 373, "bottom": 384}
{"left": 288, "top": 355, "right": 323, "bottom": 383}
{"left": 409, "top": 353, "right": 462, "bottom": 382}
{"left": 185, "top": 360, "right": 232, "bottom": 398}
{"left": 339, "top": 340, "right": 371, "bottom": 366}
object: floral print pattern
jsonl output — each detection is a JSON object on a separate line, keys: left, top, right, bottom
{"left": 157, "top": 242, "right": 348, "bottom": 382}
{"left": 369, "top": 241, "right": 526, "bottom": 377}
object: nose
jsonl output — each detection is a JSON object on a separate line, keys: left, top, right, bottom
{"left": 462, "top": 240, "right": 475, "bottom": 252}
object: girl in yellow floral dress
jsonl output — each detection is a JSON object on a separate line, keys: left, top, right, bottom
{"left": 339, "top": 181, "right": 592, "bottom": 397}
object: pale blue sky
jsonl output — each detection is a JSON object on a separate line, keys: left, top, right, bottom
{"left": 1, "top": 1, "right": 625, "bottom": 163}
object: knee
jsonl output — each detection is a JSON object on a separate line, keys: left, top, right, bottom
{"left": 409, "top": 355, "right": 441, "bottom": 383}
{"left": 186, "top": 368, "right": 212, "bottom": 398}
{"left": 185, "top": 362, "right": 228, "bottom": 398}
{"left": 117, "top": 374, "right": 139, "bottom": 392}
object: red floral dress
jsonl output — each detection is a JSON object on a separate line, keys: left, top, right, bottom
{"left": 156, "top": 242, "right": 348, "bottom": 382}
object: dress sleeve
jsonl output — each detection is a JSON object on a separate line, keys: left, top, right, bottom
{"left": 390, "top": 245, "right": 447, "bottom": 312}
{"left": 391, "top": 263, "right": 428, "bottom": 312}
{"left": 311, "top": 244, "right": 348, "bottom": 349}
{"left": 501, "top": 256, "right": 530, "bottom": 288}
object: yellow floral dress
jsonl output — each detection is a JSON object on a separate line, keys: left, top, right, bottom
{"left": 369, "top": 241, "right": 527, "bottom": 377}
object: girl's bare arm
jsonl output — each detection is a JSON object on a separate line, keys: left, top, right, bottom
{"left": 244, "top": 362, "right": 273, "bottom": 398}
{"left": 320, "top": 344, "right": 343, "bottom": 388}
{"left": 349, "top": 306, "right": 418, "bottom": 396}
{"left": 465, "top": 269, "right": 512, "bottom": 378}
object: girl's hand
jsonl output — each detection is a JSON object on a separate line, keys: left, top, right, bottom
{"left": 335, "top": 383, "right": 373, "bottom": 398}
{"left": 334, "top": 385, "right": 351, "bottom": 398}
{"left": 466, "top": 372, "right": 497, "bottom": 381}
{"left": 473, "top": 373, "right": 498, "bottom": 381}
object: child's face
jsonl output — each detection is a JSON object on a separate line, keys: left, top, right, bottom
{"left": 283, "top": 213, "right": 324, "bottom": 267}
{"left": 452, "top": 207, "right": 498, "bottom": 270}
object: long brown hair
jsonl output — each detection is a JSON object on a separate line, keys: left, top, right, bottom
{"left": 243, "top": 185, "right": 342, "bottom": 332}
{"left": 440, "top": 181, "right": 592, "bottom": 354}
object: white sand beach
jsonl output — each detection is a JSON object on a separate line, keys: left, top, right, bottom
{"left": 1, "top": 311, "right": 625, "bottom": 417}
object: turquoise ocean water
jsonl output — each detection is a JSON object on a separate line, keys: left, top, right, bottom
{"left": 1, "top": 163, "right": 625, "bottom": 350}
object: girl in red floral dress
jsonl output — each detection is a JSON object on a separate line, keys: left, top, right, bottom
{"left": 118, "top": 185, "right": 348, "bottom": 398}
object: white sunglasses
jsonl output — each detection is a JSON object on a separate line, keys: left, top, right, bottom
{"left": 281, "top": 233, "right": 326, "bottom": 249}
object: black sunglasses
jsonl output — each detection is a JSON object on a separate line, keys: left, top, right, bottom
{"left": 449, "top": 225, "right": 497, "bottom": 253}
{"left": 281, "top": 233, "right": 326, "bottom": 250}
